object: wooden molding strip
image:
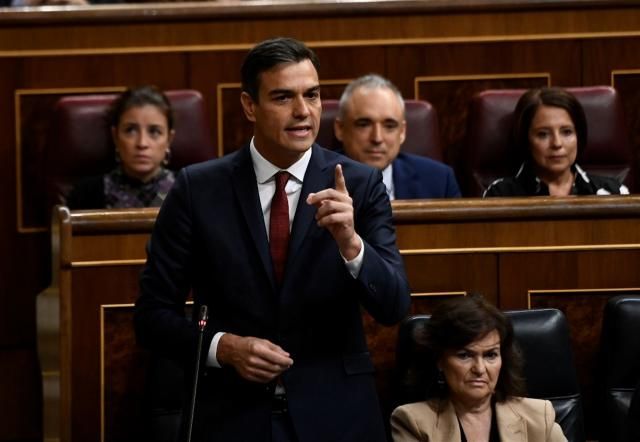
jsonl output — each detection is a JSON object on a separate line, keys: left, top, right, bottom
{"left": 70, "top": 259, "right": 146, "bottom": 268}
{"left": 400, "top": 243, "right": 640, "bottom": 255}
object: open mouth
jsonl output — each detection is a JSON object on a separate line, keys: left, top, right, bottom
{"left": 286, "top": 125, "right": 312, "bottom": 137}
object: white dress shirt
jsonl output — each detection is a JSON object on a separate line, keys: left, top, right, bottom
{"left": 381, "top": 163, "right": 395, "bottom": 201}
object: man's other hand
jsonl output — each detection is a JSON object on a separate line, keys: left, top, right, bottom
{"left": 217, "top": 333, "right": 293, "bottom": 383}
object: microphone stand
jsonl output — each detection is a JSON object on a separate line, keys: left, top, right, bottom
{"left": 186, "top": 305, "right": 208, "bottom": 442}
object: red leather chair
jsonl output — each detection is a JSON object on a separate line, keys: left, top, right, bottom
{"left": 48, "top": 89, "right": 216, "bottom": 203}
{"left": 463, "top": 86, "right": 634, "bottom": 196}
{"left": 318, "top": 99, "right": 443, "bottom": 161}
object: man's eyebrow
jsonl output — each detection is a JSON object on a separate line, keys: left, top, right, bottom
{"left": 267, "top": 84, "right": 320, "bottom": 96}
{"left": 268, "top": 88, "right": 294, "bottom": 97}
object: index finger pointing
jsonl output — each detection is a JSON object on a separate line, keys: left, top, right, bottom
{"left": 335, "top": 164, "right": 347, "bottom": 194}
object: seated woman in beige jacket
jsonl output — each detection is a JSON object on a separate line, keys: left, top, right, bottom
{"left": 391, "top": 295, "right": 567, "bottom": 442}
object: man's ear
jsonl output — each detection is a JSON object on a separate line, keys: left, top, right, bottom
{"left": 399, "top": 119, "right": 407, "bottom": 145}
{"left": 334, "top": 118, "right": 344, "bottom": 142}
{"left": 240, "top": 92, "right": 257, "bottom": 123}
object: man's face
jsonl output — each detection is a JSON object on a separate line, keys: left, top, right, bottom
{"left": 335, "top": 87, "right": 406, "bottom": 170}
{"left": 241, "top": 59, "right": 321, "bottom": 168}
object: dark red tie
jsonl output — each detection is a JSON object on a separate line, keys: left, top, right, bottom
{"left": 270, "top": 171, "right": 290, "bottom": 284}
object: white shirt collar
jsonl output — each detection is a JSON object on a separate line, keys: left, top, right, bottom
{"left": 249, "top": 138, "right": 311, "bottom": 184}
{"left": 382, "top": 163, "right": 395, "bottom": 200}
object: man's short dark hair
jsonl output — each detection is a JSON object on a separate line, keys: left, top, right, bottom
{"left": 241, "top": 37, "right": 320, "bottom": 102}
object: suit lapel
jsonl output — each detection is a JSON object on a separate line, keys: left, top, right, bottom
{"left": 433, "top": 400, "right": 461, "bottom": 442}
{"left": 231, "top": 146, "right": 276, "bottom": 290}
{"left": 393, "top": 154, "right": 418, "bottom": 199}
{"left": 497, "top": 401, "right": 527, "bottom": 441}
{"left": 287, "top": 145, "right": 332, "bottom": 266}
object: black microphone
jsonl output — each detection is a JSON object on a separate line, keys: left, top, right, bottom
{"left": 186, "top": 305, "right": 208, "bottom": 442}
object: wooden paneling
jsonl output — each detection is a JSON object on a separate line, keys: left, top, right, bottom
{"left": 3, "top": 1, "right": 640, "bottom": 53}
{"left": 402, "top": 254, "right": 498, "bottom": 297}
{"left": 582, "top": 38, "right": 640, "bottom": 196}
{"left": 17, "top": 54, "right": 188, "bottom": 89}
{"left": 65, "top": 266, "right": 143, "bottom": 442}
{"left": 613, "top": 70, "right": 640, "bottom": 194}
{"left": 613, "top": 71, "right": 640, "bottom": 153}
{"left": 102, "top": 305, "right": 148, "bottom": 442}
{"left": 0, "top": 349, "right": 42, "bottom": 441}
{"left": 500, "top": 251, "right": 640, "bottom": 310}
{"left": 0, "top": 60, "right": 47, "bottom": 442}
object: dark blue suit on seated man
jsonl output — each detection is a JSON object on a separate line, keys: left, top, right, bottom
{"left": 134, "top": 38, "right": 411, "bottom": 442}
{"left": 334, "top": 74, "right": 460, "bottom": 199}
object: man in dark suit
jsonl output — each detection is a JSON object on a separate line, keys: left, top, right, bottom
{"left": 334, "top": 74, "right": 461, "bottom": 199}
{"left": 134, "top": 38, "right": 411, "bottom": 442}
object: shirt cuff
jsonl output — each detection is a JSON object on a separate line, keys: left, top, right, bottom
{"left": 207, "top": 331, "right": 225, "bottom": 368}
{"left": 342, "top": 235, "right": 364, "bottom": 279}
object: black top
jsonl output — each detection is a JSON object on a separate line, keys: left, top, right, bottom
{"left": 66, "top": 167, "right": 175, "bottom": 209}
{"left": 458, "top": 401, "right": 500, "bottom": 442}
{"left": 65, "top": 175, "right": 106, "bottom": 210}
{"left": 483, "top": 162, "right": 629, "bottom": 197}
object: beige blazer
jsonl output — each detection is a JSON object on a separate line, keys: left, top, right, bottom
{"left": 391, "top": 397, "right": 567, "bottom": 442}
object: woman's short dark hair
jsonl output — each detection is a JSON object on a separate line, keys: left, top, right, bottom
{"left": 425, "top": 294, "right": 526, "bottom": 402}
{"left": 241, "top": 37, "right": 320, "bottom": 102}
{"left": 108, "top": 85, "right": 174, "bottom": 131}
{"left": 511, "top": 87, "right": 587, "bottom": 165}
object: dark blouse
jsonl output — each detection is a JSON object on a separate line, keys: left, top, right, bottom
{"left": 66, "top": 166, "right": 175, "bottom": 210}
{"left": 458, "top": 401, "right": 500, "bottom": 442}
{"left": 483, "top": 162, "right": 629, "bottom": 197}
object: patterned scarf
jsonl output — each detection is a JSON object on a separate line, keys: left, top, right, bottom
{"left": 104, "top": 166, "right": 175, "bottom": 208}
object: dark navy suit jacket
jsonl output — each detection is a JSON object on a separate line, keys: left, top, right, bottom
{"left": 393, "top": 152, "right": 460, "bottom": 199}
{"left": 135, "top": 144, "right": 410, "bottom": 442}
